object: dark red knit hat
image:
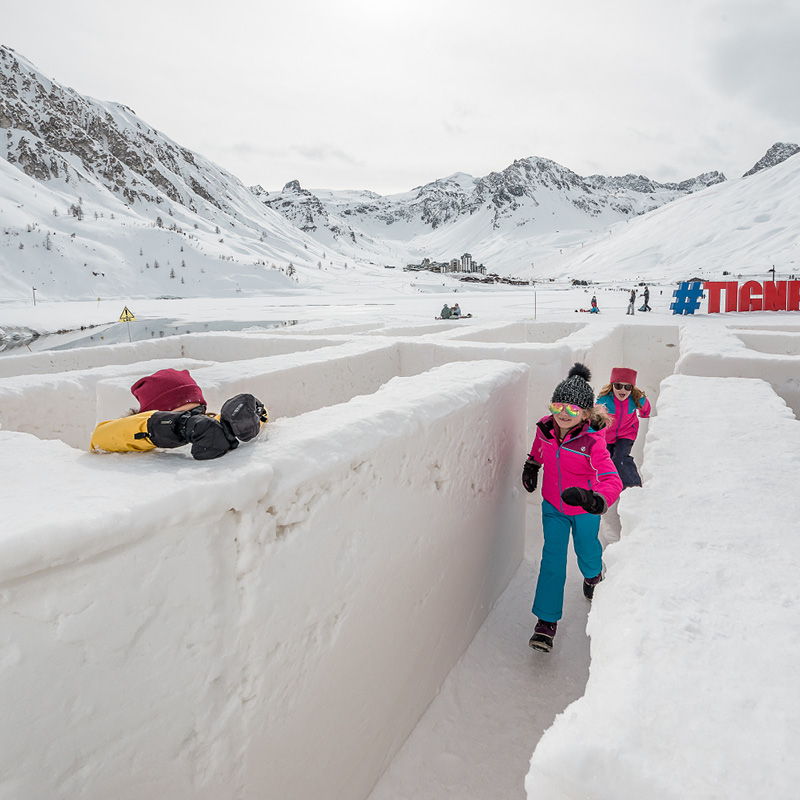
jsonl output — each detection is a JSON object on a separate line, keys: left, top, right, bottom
{"left": 131, "top": 369, "right": 206, "bottom": 413}
{"left": 610, "top": 367, "right": 637, "bottom": 386}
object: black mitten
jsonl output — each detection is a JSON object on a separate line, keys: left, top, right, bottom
{"left": 144, "top": 411, "right": 192, "bottom": 449}
{"left": 184, "top": 415, "right": 238, "bottom": 460}
{"left": 522, "top": 458, "right": 540, "bottom": 493}
{"left": 561, "top": 486, "right": 607, "bottom": 515}
{"left": 220, "top": 394, "right": 268, "bottom": 442}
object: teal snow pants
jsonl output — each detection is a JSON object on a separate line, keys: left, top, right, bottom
{"left": 532, "top": 499, "right": 603, "bottom": 623}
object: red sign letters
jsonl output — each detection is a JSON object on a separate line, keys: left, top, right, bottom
{"left": 704, "top": 281, "right": 800, "bottom": 313}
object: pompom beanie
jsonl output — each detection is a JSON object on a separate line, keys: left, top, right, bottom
{"left": 131, "top": 368, "right": 206, "bottom": 413}
{"left": 551, "top": 363, "right": 595, "bottom": 409}
{"left": 610, "top": 367, "right": 637, "bottom": 386}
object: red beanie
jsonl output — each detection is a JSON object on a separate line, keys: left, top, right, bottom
{"left": 131, "top": 369, "right": 206, "bottom": 413}
{"left": 610, "top": 367, "right": 637, "bottom": 386}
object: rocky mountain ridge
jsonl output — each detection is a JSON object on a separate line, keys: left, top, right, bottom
{"left": 254, "top": 156, "right": 728, "bottom": 249}
{"left": 742, "top": 142, "right": 800, "bottom": 177}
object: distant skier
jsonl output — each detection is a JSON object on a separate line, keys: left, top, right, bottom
{"left": 627, "top": 289, "right": 636, "bottom": 315}
{"left": 596, "top": 367, "right": 651, "bottom": 489}
{"left": 90, "top": 368, "right": 267, "bottom": 460}
{"left": 521, "top": 363, "right": 622, "bottom": 653}
{"left": 642, "top": 286, "right": 651, "bottom": 312}
{"left": 590, "top": 295, "right": 599, "bottom": 313}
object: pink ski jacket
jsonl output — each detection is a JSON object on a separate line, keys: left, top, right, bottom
{"left": 529, "top": 416, "right": 623, "bottom": 515}
{"left": 596, "top": 393, "right": 651, "bottom": 444}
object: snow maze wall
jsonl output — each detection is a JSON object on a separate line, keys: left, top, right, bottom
{"left": 0, "top": 316, "right": 798, "bottom": 800}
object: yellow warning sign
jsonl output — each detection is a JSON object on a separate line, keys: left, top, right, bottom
{"left": 119, "top": 306, "right": 136, "bottom": 322}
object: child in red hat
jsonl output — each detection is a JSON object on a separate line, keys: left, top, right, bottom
{"left": 90, "top": 368, "right": 267, "bottom": 460}
{"left": 596, "top": 367, "right": 651, "bottom": 488}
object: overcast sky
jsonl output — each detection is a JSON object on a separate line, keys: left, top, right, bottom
{"left": 5, "top": 0, "right": 800, "bottom": 194}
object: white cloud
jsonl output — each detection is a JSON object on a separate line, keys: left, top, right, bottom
{"left": 3, "top": 0, "right": 799, "bottom": 192}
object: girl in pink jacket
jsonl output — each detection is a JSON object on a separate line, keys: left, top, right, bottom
{"left": 521, "top": 363, "right": 623, "bottom": 652}
{"left": 596, "top": 366, "right": 651, "bottom": 488}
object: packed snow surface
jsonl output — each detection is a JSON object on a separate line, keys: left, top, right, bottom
{"left": 0, "top": 288, "right": 798, "bottom": 800}
{"left": 526, "top": 374, "right": 800, "bottom": 799}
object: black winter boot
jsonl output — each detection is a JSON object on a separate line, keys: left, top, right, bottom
{"left": 583, "top": 572, "right": 603, "bottom": 600}
{"left": 529, "top": 619, "right": 558, "bottom": 652}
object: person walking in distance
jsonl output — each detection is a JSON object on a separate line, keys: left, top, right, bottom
{"left": 627, "top": 289, "right": 636, "bottom": 315}
{"left": 521, "top": 363, "right": 623, "bottom": 652}
{"left": 642, "top": 285, "right": 652, "bottom": 312}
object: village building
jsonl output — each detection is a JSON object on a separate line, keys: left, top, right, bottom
{"left": 406, "top": 253, "right": 487, "bottom": 275}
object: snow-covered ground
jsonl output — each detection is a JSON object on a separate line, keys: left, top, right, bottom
{"left": 0, "top": 286, "right": 798, "bottom": 800}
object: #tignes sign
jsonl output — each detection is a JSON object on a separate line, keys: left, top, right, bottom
{"left": 705, "top": 280, "right": 800, "bottom": 313}
{"left": 671, "top": 280, "right": 800, "bottom": 314}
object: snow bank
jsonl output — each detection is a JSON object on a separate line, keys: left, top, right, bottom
{"left": 525, "top": 374, "right": 800, "bottom": 799}
{"left": 398, "top": 321, "right": 678, "bottom": 443}
{"left": 676, "top": 319, "right": 800, "bottom": 415}
{"left": 446, "top": 321, "right": 584, "bottom": 344}
{"left": 0, "top": 360, "right": 528, "bottom": 800}
{"left": 0, "top": 336, "right": 186, "bottom": 378}
{"left": 96, "top": 340, "right": 402, "bottom": 427}
{"left": 0, "top": 320, "right": 679, "bottom": 453}
{"left": 0, "top": 331, "right": 339, "bottom": 378}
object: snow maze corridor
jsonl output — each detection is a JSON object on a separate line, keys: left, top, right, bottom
{"left": 1, "top": 316, "right": 799, "bottom": 800}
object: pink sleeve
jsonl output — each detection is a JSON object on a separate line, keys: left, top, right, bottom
{"left": 529, "top": 428, "right": 544, "bottom": 463}
{"left": 639, "top": 397, "right": 652, "bottom": 418}
{"left": 590, "top": 442, "right": 623, "bottom": 507}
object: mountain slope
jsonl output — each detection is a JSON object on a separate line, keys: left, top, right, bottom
{"left": 0, "top": 45, "right": 412, "bottom": 301}
{"left": 256, "top": 158, "right": 727, "bottom": 273}
{"left": 525, "top": 151, "right": 800, "bottom": 283}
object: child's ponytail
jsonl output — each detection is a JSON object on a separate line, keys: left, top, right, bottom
{"left": 587, "top": 404, "right": 612, "bottom": 430}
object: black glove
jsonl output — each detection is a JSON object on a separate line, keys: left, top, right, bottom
{"left": 522, "top": 458, "right": 540, "bottom": 493}
{"left": 144, "top": 410, "right": 238, "bottom": 460}
{"left": 220, "top": 393, "right": 268, "bottom": 442}
{"left": 560, "top": 486, "right": 607, "bottom": 515}
{"left": 184, "top": 414, "right": 238, "bottom": 460}
{"left": 144, "top": 410, "right": 194, "bottom": 449}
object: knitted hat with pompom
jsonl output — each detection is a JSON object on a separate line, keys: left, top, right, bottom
{"left": 551, "top": 363, "right": 595, "bottom": 409}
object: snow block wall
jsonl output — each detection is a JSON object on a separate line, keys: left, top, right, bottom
{"left": 0, "top": 360, "right": 528, "bottom": 800}
{"left": 95, "top": 340, "right": 402, "bottom": 428}
{"left": 676, "top": 320, "right": 800, "bottom": 415}
{"left": 0, "top": 358, "right": 214, "bottom": 448}
{"left": 525, "top": 374, "right": 800, "bottom": 800}
{"left": 0, "top": 331, "right": 339, "bottom": 378}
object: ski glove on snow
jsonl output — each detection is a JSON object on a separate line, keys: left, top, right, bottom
{"left": 560, "top": 486, "right": 607, "bottom": 515}
{"left": 220, "top": 394, "right": 268, "bottom": 442}
{"left": 145, "top": 410, "right": 238, "bottom": 460}
{"left": 522, "top": 458, "right": 540, "bottom": 493}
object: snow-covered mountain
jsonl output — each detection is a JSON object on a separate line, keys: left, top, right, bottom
{"left": 527, "top": 147, "right": 800, "bottom": 283}
{"left": 255, "top": 159, "right": 727, "bottom": 271}
{"left": 1, "top": 43, "right": 798, "bottom": 300}
{"left": 0, "top": 45, "right": 400, "bottom": 301}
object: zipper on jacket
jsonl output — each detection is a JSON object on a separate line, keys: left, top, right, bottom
{"left": 556, "top": 446, "right": 563, "bottom": 512}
